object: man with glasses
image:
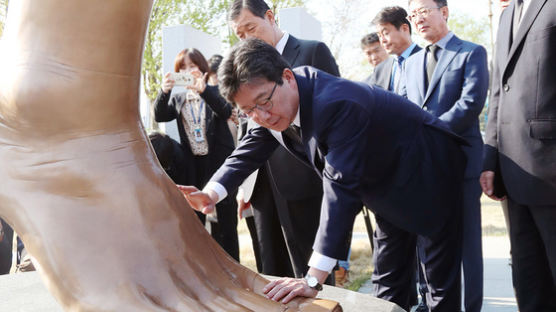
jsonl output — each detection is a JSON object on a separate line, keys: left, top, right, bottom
{"left": 180, "top": 38, "right": 467, "bottom": 311}
{"left": 361, "top": 32, "right": 389, "bottom": 85}
{"left": 400, "top": 0, "right": 489, "bottom": 311}
{"left": 226, "top": 0, "right": 341, "bottom": 284}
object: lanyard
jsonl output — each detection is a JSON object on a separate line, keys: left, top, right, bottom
{"left": 188, "top": 98, "right": 204, "bottom": 126}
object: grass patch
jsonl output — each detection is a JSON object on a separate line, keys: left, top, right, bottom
{"left": 345, "top": 272, "right": 372, "bottom": 291}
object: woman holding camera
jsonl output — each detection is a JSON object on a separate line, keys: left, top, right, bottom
{"left": 153, "top": 48, "right": 239, "bottom": 261}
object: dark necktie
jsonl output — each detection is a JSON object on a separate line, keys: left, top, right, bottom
{"left": 282, "top": 124, "right": 303, "bottom": 146}
{"left": 426, "top": 44, "right": 438, "bottom": 89}
{"left": 512, "top": 0, "right": 524, "bottom": 41}
{"left": 392, "top": 55, "right": 405, "bottom": 93}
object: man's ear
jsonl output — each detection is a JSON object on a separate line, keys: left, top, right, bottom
{"left": 401, "top": 23, "right": 410, "bottom": 35}
{"left": 264, "top": 9, "right": 276, "bottom": 24}
{"left": 441, "top": 6, "right": 449, "bottom": 21}
{"left": 283, "top": 68, "right": 295, "bottom": 84}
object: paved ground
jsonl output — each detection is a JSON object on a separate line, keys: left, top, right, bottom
{"left": 357, "top": 235, "right": 517, "bottom": 312}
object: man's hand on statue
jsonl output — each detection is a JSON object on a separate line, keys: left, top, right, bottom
{"left": 479, "top": 171, "right": 506, "bottom": 201}
{"left": 262, "top": 277, "right": 318, "bottom": 304}
{"left": 177, "top": 185, "right": 216, "bottom": 214}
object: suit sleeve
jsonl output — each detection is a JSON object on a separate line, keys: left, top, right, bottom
{"left": 153, "top": 90, "right": 179, "bottom": 122}
{"left": 313, "top": 101, "right": 365, "bottom": 260}
{"left": 200, "top": 85, "right": 232, "bottom": 119}
{"left": 437, "top": 45, "right": 489, "bottom": 134}
{"left": 209, "top": 124, "right": 279, "bottom": 194}
{"left": 483, "top": 46, "right": 501, "bottom": 172}
{"left": 311, "top": 42, "right": 341, "bottom": 77}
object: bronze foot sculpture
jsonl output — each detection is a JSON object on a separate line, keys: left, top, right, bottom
{"left": 0, "top": 0, "right": 341, "bottom": 311}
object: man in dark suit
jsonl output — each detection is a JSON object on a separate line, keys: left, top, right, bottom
{"left": 401, "top": 1, "right": 489, "bottom": 311}
{"left": 367, "top": 6, "right": 422, "bottom": 310}
{"left": 180, "top": 38, "right": 466, "bottom": 311}
{"left": 227, "top": 0, "right": 340, "bottom": 280}
{"left": 361, "top": 32, "right": 389, "bottom": 85}
{"left": 369, "top": 6, "right": 421, "bottom": 92}
{"left": 481, "top": 1, "right": 556, "bottom": 310}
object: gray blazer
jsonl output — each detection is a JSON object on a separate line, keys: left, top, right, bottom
{"left": 367, "top": 57, "right": 394, "bottom": 89}
{"left": 484, "top": 0, "right": 556, "bottom": 204}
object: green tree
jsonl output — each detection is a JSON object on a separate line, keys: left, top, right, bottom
{"left": 448, "top": 12, "right": 490, "bottom": 49}
{"left": 142, "top": 0, "right": 235, "bottom": 130}
{"left": 142, "top": 0, "right": 307, "bottom": 130}
{"left": 0, "top": 0, "right": 9, "bottom": 38}
{"left": 447, "top": 12, "right": 491, "bottom": 132}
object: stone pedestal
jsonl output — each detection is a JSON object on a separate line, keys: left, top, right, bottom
{"left": 0, "top": 272, "right": 405, "bottom": 311}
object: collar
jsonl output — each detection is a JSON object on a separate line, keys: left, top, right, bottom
{"left": 292, "top": 105, "right": 300, "bottom": 127}
{"left": 399, "top": 43, "right": 417, "bottom": 60}
{"left": 275, "top": 32, "right": 290, "bottom": 55}
{"left": 432, "top": 31, "right": 454, "bottom": 50}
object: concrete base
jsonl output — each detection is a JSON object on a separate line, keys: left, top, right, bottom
{"left": 0, "top": 272, "right": 405, "bottom": 311}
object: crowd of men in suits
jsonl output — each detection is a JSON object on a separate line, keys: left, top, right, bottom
{"left": 175, "top": 0, "right": 556, "bottom": 311}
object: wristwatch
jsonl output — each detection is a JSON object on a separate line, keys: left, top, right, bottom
{"left": 304, "top": 273, "right": 323, "bottom": 291}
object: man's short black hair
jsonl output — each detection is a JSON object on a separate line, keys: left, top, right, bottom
{"left": 361, "top": 32, "right": 380, "bottom": 49}
{"left": 218, "top": 38, "right": 291, "bottom": 105}
{"left": 228, "top": 0, "right": 270, "bottom": 22}
{"left": 208, "top": 54, "right": 223, "bottom": 75}
{"left": 372, "top": 6, "right": 412, "bottom": 34}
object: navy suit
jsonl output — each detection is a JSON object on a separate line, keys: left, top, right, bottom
{"left": 401, "top": 34, "right": 489, "bottom": 312}
{"left": 244, "top": 34, "right": 340, "bottom": 279}
{"left": 365, "top": 44, "right": 423, "bottom": 310}
{"left": 211, "top": 67, "right": 466, "bottom": 311}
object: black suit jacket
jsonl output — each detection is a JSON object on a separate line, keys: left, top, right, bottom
{"left": 484, "top": 0, "right": 556, "bottom": 204}
{"left": 154, "top": 86, "right": 235, "bottom": 182}
{"left": 211, "top": 67, "right": 466, "bottom": 259}
{"left": 264, "top": 34, "right": 340, "bottom": 200}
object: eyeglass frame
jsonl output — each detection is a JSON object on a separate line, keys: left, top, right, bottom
{"left": 242, "top": 81, "right": 278, "bottom": 116}
{"left": 407, "top": 6, "right": 443, "bottom": 22}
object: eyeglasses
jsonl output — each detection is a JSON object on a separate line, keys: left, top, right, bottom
{"left": 407, "top": 7, "right": 441, "bottom": 21}
{"left": 243, "top": 82, "right": 278, "bottom": 116}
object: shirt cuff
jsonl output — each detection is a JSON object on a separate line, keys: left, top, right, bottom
{"left": 203, "top": 181, "right": 228, "bottom": 204}
{"left": 308, "top": 251, "right": 337, "bottom": 273}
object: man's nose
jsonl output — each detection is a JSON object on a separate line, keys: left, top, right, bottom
{"left": 252, "top": 109, "right": 271, "bottom": 123}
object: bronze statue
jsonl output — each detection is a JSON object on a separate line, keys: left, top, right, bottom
{"left": 0, "top": 0, "right": 340, "bottom": 310}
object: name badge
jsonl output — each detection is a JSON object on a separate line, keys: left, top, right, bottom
{"left": 194, "top": 128, "right": 205, "bottom": 142}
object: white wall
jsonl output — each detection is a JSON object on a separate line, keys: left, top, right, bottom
{"left": 279, "top": 7, "right": 322, "bottom": 41}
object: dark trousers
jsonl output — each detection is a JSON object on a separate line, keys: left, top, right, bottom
{"left": 507, "top": 198, "right": 556, "bottom": 312}
{"left": 248, "top": 166, "right": 294, "bottom": 277}
{"left": 372, "top": 215, "right": 418, "bottom": 311}
{"left": 0, "top": 218, "right": 14, "bottom": 274}
{"left": 373, "top": 126, "right": 464, "bottom": 312}
{"left": 372, "top": 211, "right": 462, "bottom": 312}
{"left": 461, "top": 178, "right": 483, "bottom": 312}
{"left": 268, "top": 172, "right": 323, "bottom": 278}
{"left": 247, "top": 165, "right": 335, "bottom": 285}
{"left": 211, "top": 195, "right": 239, "bottom": 262}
